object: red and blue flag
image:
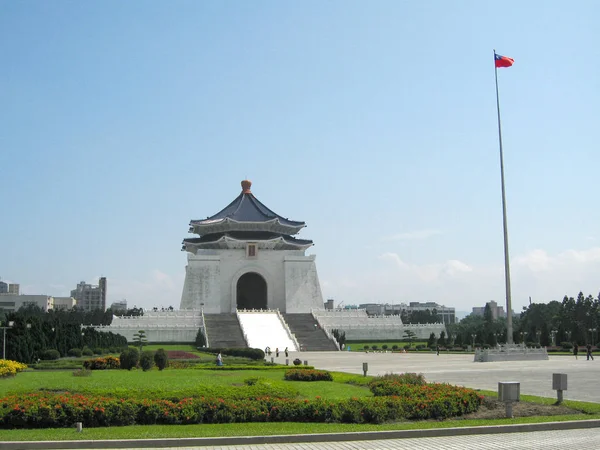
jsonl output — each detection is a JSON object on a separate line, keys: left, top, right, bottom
{"left": 495, "top": 53, "right": 514, "bottom": 68}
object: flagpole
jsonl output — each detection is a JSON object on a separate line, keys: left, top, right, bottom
{"left": 494, "top": 49, "right": 514, "bottom": 345}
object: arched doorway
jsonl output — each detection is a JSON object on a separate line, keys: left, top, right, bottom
{"left": 236, "top": 272, "right": 267, "bottom": 310}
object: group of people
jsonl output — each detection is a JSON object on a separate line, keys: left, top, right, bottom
{"left": 264, "top": 346, "right": 289, "bottom": 358}
{"left": 573, "top": 343, "right": 594, "bottom": 360}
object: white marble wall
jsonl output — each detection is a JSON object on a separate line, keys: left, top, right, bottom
{"left": 179, "top": 249, "right": 324, "bottom": 313}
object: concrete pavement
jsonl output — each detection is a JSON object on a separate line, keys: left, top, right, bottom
{"left": 287, "top": 351, "right": 599, "bottom": 402}
{"left": 133, "top": 428, "right": 600, "bottom": 449}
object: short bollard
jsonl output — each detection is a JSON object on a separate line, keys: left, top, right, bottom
{"left": 303, "top": 360, "right": 308, "bottom": 366}
{"left": 363, "top": 362, "right": 368, "bottom": 376}
{"left": 285, "top": 358, "right": 289, "bottom": 366}
{"left": 271, "top": 357, "right": 274, "bottom": 363}
{"left": 498, "top": 382, "right": 520, "bottom": 418}
{"left": 552, "top": 373, "right": 567, "bottom": 404}
{"left": 76, "top": 422, "right": 83, "bottom": 432}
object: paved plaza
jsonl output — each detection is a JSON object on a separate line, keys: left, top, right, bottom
{"left": 286, "top": 350, "right": 599, "bottom": 403}
{"left": 142, "top": 428, "right": 600, "bottom": 449}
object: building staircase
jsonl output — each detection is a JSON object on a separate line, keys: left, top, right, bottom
{"left": 282, "top": 313, "right": 339, "bottom": 351}
{"left": 203, "top": 314, "right": 247, "bottom": 348}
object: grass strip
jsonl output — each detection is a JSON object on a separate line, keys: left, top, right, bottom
{"left": 2, "top": 414, "right": 599, "bottom": 442}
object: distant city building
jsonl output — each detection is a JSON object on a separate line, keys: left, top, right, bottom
{"left": 358, "top": 301, "right": 456, "bottom": 324}
{"left": 0, "top": 294, "right": 53, "bottom": 312}
{"left": 110, "top": 299, "right": 128, "bottom": 313}
{"left": 472, "top": 300, "right": 506, "bottom": 320}
{"left": 52, "top": 296, "right": 77, "bottom": 310}
{"left": 0, "top": 281, "right": 7, "bottom": 294}
{"left": 70, "top": 277, "right": 107, "bottom": 311}
{"left": 8, "top": 284, "right": 20, "bottom": 295}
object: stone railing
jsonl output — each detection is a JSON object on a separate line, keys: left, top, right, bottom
{"left": 275, "top": 309, "right": 300, "bottom": 351}
{"left": 474, "top": 344, "right": 549, "bottom": 362}
{"left": 311, "top": 312, "right": 341, "bottom": 351}
{"left": 200, "top": 308, "right": 209, "bottom": 348}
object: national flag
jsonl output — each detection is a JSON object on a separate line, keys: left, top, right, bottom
{"left": 495, "top": 53, "right": 514, "bottom": 68}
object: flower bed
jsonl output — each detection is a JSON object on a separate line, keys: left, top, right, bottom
{"left": 165, "top": 351, "right": 199, "bottom": 360}
{"left": 0, "top": 386, "right": 482, "bottom": 428}
{"left": 82, "top": 356, "right": 120, "bottom": 370}
{"left": 284, "top": 369, "right": 333, "bottom": 381}
{"left": 0, "top": 360, "right": 28, "bottom": 378}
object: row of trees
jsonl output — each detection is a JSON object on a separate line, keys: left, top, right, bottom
{"left": 447, "top": 292, "right": 600, "bottom": 348}
{"left": 0, "top": 305, "right": 127, "bottom": 363}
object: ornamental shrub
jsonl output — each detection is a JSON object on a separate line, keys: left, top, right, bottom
{"left": 392, "top": 345, "right": 398, "bottom": 351}
{"left": 83, "top": 356, "right": 120, "bottom": 370}
{"left": 371, "top": 345, "right": 378, "bottom": 351}
{"left": 93, "top": 348, "right": 104, "bottom": 355}
{"left": 154, "top": 349, "right": 168, "bottom": 370}
{"left": 67, "top": 348, "right": 82, "bottom": 357}
{"left": 140, "top": 351, "right": 155, "bottom": 371}
{"left": 368, "top": 373, "right": 426, "bottom": 395}
{"left": 119, "top": 348, "right": 139, "bottom": 370}
{"left": 363, "top": 345, "right": 370, "bottom": 351}
{"left": 205, "top": 347, "right": 264, "bottom": 360}
{"left": 40, "top": 349, "right": 60, "bottom": 361}
{"left": 293, "top": 358, "right": 302, "bottom": 366}
{"left": 0, "top": 389, "right": 482, "bottom": 427}
{"left": 82, "top": 346, "right": 93, "bottom": 356}
{"left": 0, "top": 360, "right": 28, "bottom": 377}
{"left": 381, "top": 344, "right": 388, "bottom": 351}
{"left": 284, "top": 368, "right": 333, "bottom": 381}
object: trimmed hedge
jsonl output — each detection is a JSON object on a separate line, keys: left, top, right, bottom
{"left": 0, "top": 389, "right": 483, "bottom": 428}
{"left": 284, "top": 369, "right": 333, "bottom": 381}
{"left": 82, "top": 356, "right": 120, "bottom": 370}
{"left": 140, "top": 351, "right": 155, "bottom": 371}
{"left": 67, "top": 348, "right": 83, "bottom": 358}
{"left": 203, "top": 347, "right": 265, "bottom": 360}
{"left": 40, "top": 349, "right": 60, "bottom": 361}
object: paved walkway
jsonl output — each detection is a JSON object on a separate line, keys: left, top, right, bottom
{"left": 143, "top": 428, "right": 600, "bottom": 449}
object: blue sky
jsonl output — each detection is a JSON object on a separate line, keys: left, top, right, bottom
{"left": 1, "top": 1, "right": 599, "bottom": 313}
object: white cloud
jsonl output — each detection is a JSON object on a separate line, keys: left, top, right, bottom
{"left": 382, "top": 229, "right": 442, "bottom": 241}
{"left": 378, "top": 253, "right": 472, "bottom": 282}
{"left": 323, "top": 247, "right": 600, "bottom": 312}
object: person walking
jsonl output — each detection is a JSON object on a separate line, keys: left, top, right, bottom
{"left": 586, "top": 343, "right": 594, "bottom": 361}
{"left": 573, "top": 343, "right": 578, "bottom": 360}
{"left": 276, "top": 347, "right": 279, "bottom": 358}
{"left": 436, "top": 345, "right": 440, "bottom": 356}
{"left": 284, "top": 347, "right": 288, "bottom": 357}
{"left": 216, "top": 352, "right": 223, "bottom": 366}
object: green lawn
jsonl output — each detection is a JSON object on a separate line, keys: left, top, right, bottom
{"left": 0, "top": 367, "right": 371, "bottom": 400}
{"left": 2, "top": 413, "right": 599, "bottom": 441}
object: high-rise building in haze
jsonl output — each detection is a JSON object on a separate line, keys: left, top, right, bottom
{"left": 70, "top": 277, "right": 107, "bottom": 311}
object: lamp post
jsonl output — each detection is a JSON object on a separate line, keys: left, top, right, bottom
{"left": 520, "top": 332, "right": 525, "bottom": 345}
{"left": 471, "top": 333, "right": 476, "bottom": 349}
{"left": 1, "top": 321, "right": 15, "bottom": 360}
{"left": 589, "top": 328, "right": 597, "bottom": 346}
{"left": 536, "top": 331, "right": 541, "bottom": 345}
{"left": 551, "top": 330, "right": 557, "bottom": 347}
